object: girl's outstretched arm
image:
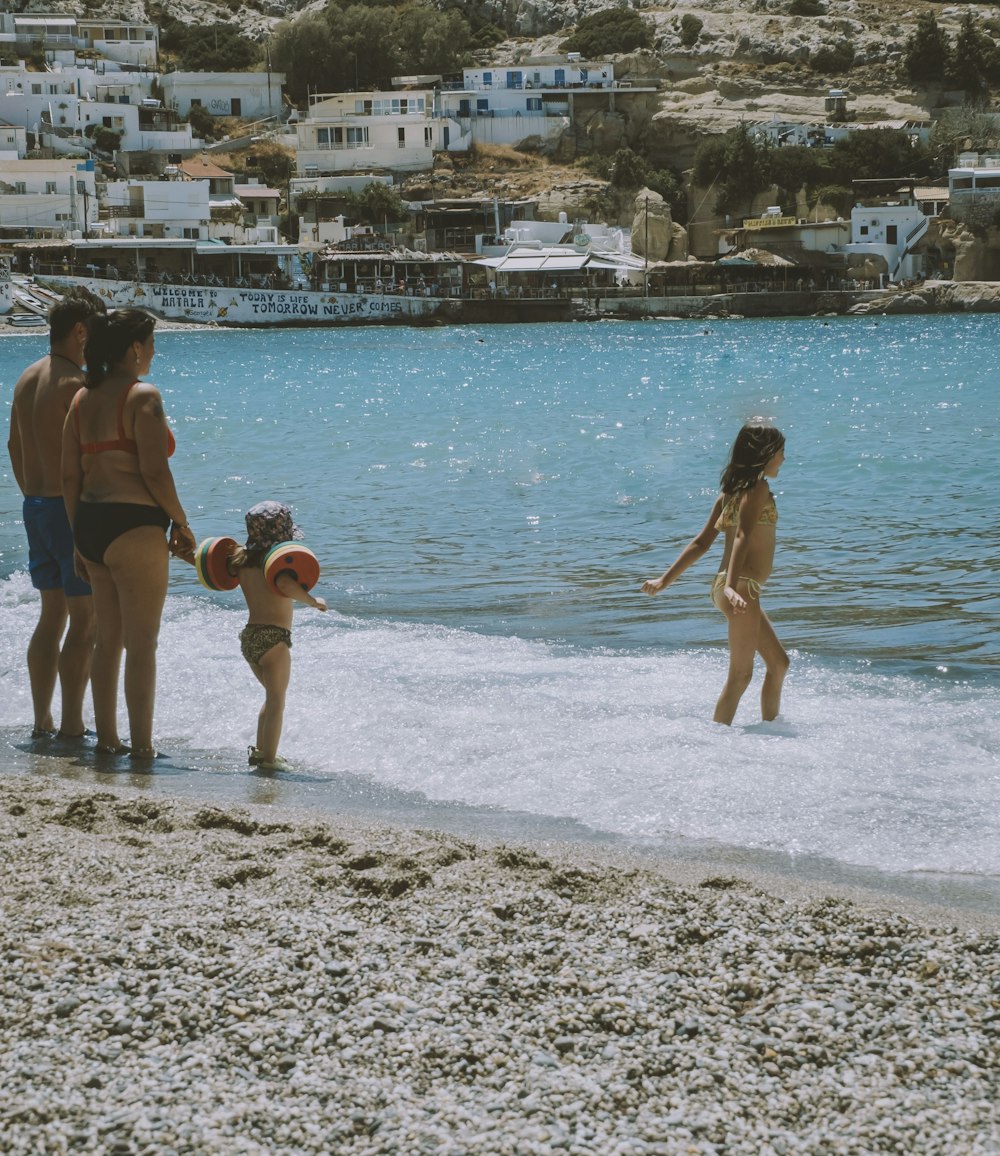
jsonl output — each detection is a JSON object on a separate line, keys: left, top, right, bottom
{"left": 641, "top": 496, "right": 723, "bottom": 595}
{"left": 275, "top": 571, "right": 328, "bottom": 612}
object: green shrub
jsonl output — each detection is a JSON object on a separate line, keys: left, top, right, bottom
{"left": 810, "top": 41, "right": 855, "bottom": 73}
{"left": 560, "top": 9, "right": 653, "bottom": 56}
{"left": 679, "top": 14, "right": 703, "bottom": 47}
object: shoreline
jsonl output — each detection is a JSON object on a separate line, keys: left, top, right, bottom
{"left": 4, "top": 279, "right": 1000, "bottom": 334}
{"left": 8, "top": 732, "right": 1000, "bottom": 926}
{"left": 2, "top": 771, "right": 998, "bottom": 1154}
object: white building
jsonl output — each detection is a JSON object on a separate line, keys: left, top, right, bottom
{"left": 160, "top": 72, "right": 285, "bottom": 121}
{"left": 843, "top": 180, "right": 929, "bottom": 283}
{"left": 0, "top": 122, "right": 27, "bottom": 160}
{"left": 461, "top": 59, "right": 615, "bottom": 91}
{"left": 0, "top": 14, "right": 158, "bottom": 69}
{"left": 0, "top": 157, "right": 98, "bottom": 237}
{"left": 948, "top": 152, "right": 1000, "bottom": 228}
{"left": 101, "top": 178, "right": 208, "bottom": 240}
{"left": 295, "top": 90, "right": 452, "bottom": 175}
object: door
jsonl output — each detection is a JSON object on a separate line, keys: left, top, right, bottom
{"left": 886, "top": 225, "right": 897, "bottom": 244}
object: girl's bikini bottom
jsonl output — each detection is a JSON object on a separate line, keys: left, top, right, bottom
{"left": 711, "top": 572, "right": 763, "bottom": 608}
{"left": 74, "top": 500, "right": 170, "bottom": 565}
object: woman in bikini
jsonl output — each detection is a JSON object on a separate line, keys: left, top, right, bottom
{"left": 61, "top": 309, "right": 195, "bottom": 757}
{"left": 641, "top": 421, "right": 788, "bottom": 725}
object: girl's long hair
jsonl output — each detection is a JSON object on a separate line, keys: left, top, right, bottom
{"left": 719, "top": 421, "right": 785, "bottom": 496}
{"left": 84, "top": 309, "right": 155, "bottom": 388}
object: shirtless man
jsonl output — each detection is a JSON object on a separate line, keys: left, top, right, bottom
{"left": 7, "top": 293, "right": 104, "bottom": 738}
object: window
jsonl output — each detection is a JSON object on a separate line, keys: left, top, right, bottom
{"left": 397, "top": 126, "right": 405, "bottom": 148}
{"left": 477, "top": 98, "right": 489, "bottom": 113}
{"left": 483, "top": 72, "right": 492, "bottom": 86}
{"left": 15, "top": 181, "right": 26, "bottom": 195}
{"left": 182, "top": 227, "right": 199, "bottom": 238}
{"left": 45, "top": 182, "right": 57, "bottom": 194}
{"left": 859, "top": 225, "right": 869, "bottom": 236}
{"left": 191, "top": 99, "right": 201, "bottom": 108}
{"left": 424, "top": 126, "right": 433, "bottom": 147}
{"left": 31, "top": 84, "right": 41, "bottom": 95}
{"left": 77, "top": 180, "right": 86, "bottom": 194}
{"left": 527, "top": 98, "right": 542, "bottom": 112}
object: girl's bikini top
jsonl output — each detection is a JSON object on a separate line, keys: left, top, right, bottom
{"left": 74, "top": 381, "right": 176, "bottom": 458}
{"left": 715, "top": 491, "right": 777, "bottom": 531}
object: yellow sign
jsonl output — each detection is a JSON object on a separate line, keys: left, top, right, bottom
{"left": 743, "top": 215, "right": 796, "bottom": 229}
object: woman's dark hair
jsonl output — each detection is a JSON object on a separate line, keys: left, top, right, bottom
{"left": 84, "top": 308, "right": 155, "bottom": 387}
{"left": 720, "top": 421, "right": 785, "bottom": 496}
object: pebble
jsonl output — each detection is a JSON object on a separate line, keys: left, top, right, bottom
{"left": 1, "top": 778, "right": 998, "bottom": 1156}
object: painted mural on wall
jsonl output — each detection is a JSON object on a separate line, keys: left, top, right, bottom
{"left": 42, "top": 276, "right": 441, "bottom": 327}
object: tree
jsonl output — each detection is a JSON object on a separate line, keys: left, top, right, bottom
{"left": 343, "top": 182, "right": 407, "bottom": 227}
{"left": 560, "top": 9, "right": 653, "bottom": 56}
{"left": 828, "top": 128, "right": 931, "bottom": 185}
{"left": 714, "top": 124, "right": 771, "bottom": 215}
{"left": 902, "top": 12, "right": 948, "bottom": 84}
{"left": 270, "top": 15, "right": 339, "bottom": 104}
{"left": 609, "top": 147, "right": 648, "bottom": 190}
{"left": 929, "top": 107, "right": 1000, "bottom": 170}
{"left": 948, "top": 11, "right": 993, "bottom": 105}
{"left": 177, "top": 24, "right": 260, "bottom": 72}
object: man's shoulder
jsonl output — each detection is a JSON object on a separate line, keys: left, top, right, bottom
{"left": 12, "top": 355, "right": 48, "bottom": 398}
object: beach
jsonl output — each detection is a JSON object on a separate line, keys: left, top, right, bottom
{"left": 2, "top": 770, "right": 997, "bottom": 1156}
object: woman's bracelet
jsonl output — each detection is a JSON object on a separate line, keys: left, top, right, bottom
{"left": 172, "top": 520, "right": 190, "bottom": 531}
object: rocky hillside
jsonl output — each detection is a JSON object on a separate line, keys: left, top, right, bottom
{"left": 32, "top": 0, "right": 975, "bottom": 136}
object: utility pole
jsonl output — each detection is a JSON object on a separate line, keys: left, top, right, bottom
{"left": 643, "top": 194, "right": 649, "bottom": 301}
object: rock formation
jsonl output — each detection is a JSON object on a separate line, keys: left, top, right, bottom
{"left": 631, "top": 188, "right": 688, "bottom": 262}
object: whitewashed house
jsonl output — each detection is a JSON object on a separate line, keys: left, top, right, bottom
{"left": 0, "top": 158, "right": 98, "bottom": 237}
{"left": 0, "top": 14, "right": 158, "bottom": 69}
{"left": 295, "top": 90, "right": 456, "bottom": 175}
{"left": 76, "top": 16, "right": 159, "bottom": 69}
{"left": 235, "top": 179, "right": 281, "bottom": 228}
{"left": 462, "top": 58, "right": 615, "bottom": 91}
{"left": 160, "top": 73, "right": 285, "bottom": 121}
{"left": 175, "top": 157, "right": 277, "bottom": 243}
{"left": 947, "top": 152, "right": 1000, "bottom": 228}
{"left": 101, "top": 178, "right": 208, "bottom": 240}
{"left": 0, "top": 122, "right": 27, "bottom": 159}
{"left": 842, "top": 179, "right": 929, "bottom": 283}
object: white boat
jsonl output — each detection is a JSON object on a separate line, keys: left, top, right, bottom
{"left": 6, "top": 312, "right": 47, "bottom": 327}
{"left": 12, "top": 287, "right": 51, "bottom": 316}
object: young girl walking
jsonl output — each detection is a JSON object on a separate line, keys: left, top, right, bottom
{"left": 229, "top": 501, "right": 327, "bottom": 771}
{"left": 641, "top": 421, "right": 788, "bottom": 725}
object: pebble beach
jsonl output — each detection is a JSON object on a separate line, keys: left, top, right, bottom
{"left": 2, "top": 773, "right": 997, "bottom": 1156}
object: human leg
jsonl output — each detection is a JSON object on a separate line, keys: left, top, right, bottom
{"left": 253, "top": 642, "right": 291, "bottom": 763}
{"left": 57, "top": 594, "right": 95, "bottom": 736}
{"left": 755, "top": 609, "right": 789, "bottom": 721}
{"left": 712, "top": 580, "right": 762, "bottom": 726}
{"left": 86, "top": 563, "right": 125, "bottom": 751}
{"left": 104, "top": 527, "right": 169, "bottom": 756}
{"left": 27, "top": 589, "right": 67, "bottom": 734}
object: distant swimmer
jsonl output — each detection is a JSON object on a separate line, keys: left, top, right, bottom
{"left": 641, "top": 421, "right": 788, "bottom": 725}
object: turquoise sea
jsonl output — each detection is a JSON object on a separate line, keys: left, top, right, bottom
{"left": 1, "top": 318, "right": 998, "bottom": 906}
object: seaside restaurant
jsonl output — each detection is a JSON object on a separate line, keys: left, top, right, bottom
{"left": 472, "top": 246, "right": 642, "bottom": 297}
